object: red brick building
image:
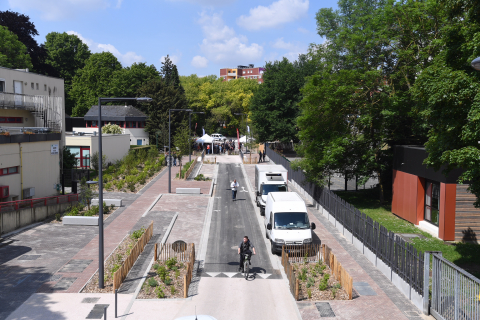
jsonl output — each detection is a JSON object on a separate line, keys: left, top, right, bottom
{"left": 219, "top": 64, "right": 265, "bottom": 84}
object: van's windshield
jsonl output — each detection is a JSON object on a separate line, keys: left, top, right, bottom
{"left": 274, "top": 212, "right": 310, "bottom": 229}
{"left": 261, "top": 184, "right": 287, "bottom": 195}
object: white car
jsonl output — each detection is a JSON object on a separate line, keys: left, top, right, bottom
{"left": 211, "top": 133, "right": 226, "bottom": 141}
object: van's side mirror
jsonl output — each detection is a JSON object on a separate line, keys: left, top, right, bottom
{"left": 311, "top": 223, "right": 316, "bottom": 230}
{"left": 267, "top": 223, "right": 272, "bottom": 230}
{"left": 257, "top": 191, "right": 260, "bottom": 196}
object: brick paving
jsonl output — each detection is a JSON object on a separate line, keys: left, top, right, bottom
{"left": 243, "top": 164, "right": 428, "bottom": 320}
{"left": 37, "top": 161, "right": 212, "bottom": 294}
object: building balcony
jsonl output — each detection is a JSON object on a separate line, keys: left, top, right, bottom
{"left": 0, "top": 132, "right": 61, "bottom": 144}
{"left": 228, "top": 73, "right": 237, "bottom": 76}
{"left": 0, "top": 92, "right": 63, "bottom": 132}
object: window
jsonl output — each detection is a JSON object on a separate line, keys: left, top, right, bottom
{"left": 0, "top": 117, "right": 22, "bottom": 123}
{"left": 44, "top": 84, "right": 47, "bottom": 91}
{"left": 274, "top": 212, "right": 310, "bottom": 229}
{"left": 36, "top": 83, "right": 39, "bottom": 90}
{"left": 31, "top": 82, "right": 34, "bottom": 89}
{"left": 92, "top": 120, "right": 97, "bottom": 127}
{"left": 0, "top": 166, "right": 19, "bottom": 175}
{"left": 425, "top": 181, "right": 440, "bottom": 226}
{"left": 0, "top": 80, "right": 5, "bottom": 92}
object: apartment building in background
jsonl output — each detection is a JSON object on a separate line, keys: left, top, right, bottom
{"left": 220, "top": 64, "right": 265, "bottom": 84}
{"left": 0, "top": 67, "right": 65, "bottom": 201}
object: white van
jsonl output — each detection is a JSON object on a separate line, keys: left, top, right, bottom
{"left": 264, "top": 192, "right": 316, "bottom": 254}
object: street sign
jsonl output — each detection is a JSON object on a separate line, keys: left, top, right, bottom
{"left": 51, "top": 144, "right": 59, "bottom": 155}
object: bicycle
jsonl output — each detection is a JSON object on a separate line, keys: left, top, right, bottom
{"left": 243, "top": 253, "right": 251, "bottom": 279}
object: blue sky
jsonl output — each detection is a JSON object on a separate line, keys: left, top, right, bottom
{"left": 1, "top": 0, "right": 338, "bottom": 77}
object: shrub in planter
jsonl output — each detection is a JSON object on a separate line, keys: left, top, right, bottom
{"left": 125, "top": 175, "right": 136, "bottom": 192}
{"left": 148, "top": 278, "right": 158, "bottom": 287}
{"left": 116, "top": 180, "right": 124, "bottom": 190}
{"left": 105, "top": 182, "right": 113, "bottom": 191}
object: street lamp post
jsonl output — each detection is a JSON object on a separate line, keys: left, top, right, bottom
{"left": 169, "top": 109, "right": 192, "bottom": 193}
{"left": 234, "top": 113, "right": 247, "bottom": 152}
{"left": 96, "top": 97, "right": 151, "bottom": 289}
{"left": 189, "top": 112, "right": 205, "bottom": 162}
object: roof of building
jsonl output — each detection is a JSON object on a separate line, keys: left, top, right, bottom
{"left": 84, "top": 105, "right": 147, "bottom": 121}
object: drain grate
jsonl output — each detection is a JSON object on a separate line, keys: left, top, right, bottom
{"left": 53, "top": 277, "right": 77, "bottom": 290}
{"left": 18, "top": 255, "right": 41, "bottom": 260}
{"left": 82, "top": 297, "right": 100, "bottom": 304}
{"left": 316, "top": 302, "right": 336, "bottom": 317}
{"left": 86, "top": 304, "right": 109, "bottom": 319}
{"left": 58, "top": 259, "right": 93, "bottom": 273}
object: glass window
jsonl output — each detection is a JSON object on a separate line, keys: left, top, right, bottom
{"left": 261, "top": 184, "right": 287, "bottom": 195}
{"left": 425, "top": 181, "right": 440, "bottom": 226}
{"left": 2, "top": 169, "right": 7, "bottom": 175}
{"left": 8, "top": 167, "right": 17, "bottom": 174}
{"left": 0, "top": 81, "right": 4, "bottom": 92}
{"left": 132, "top": 121, "right": 137, "bottom": 128}
{"left": 274, "top": 212, "right": 310, "bottom": 229}
{"left": 92, "top": 120, "right": 97, "bottom": 127}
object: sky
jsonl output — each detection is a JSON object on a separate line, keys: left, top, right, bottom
{"left": 1, "top": 0, "right": 338, "bottom": 77}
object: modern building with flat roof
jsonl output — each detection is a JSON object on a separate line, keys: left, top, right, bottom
{"left": 220, "top": 64, "right": 265, "bottom": 84}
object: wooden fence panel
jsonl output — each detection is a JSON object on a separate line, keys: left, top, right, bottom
{"left": 113, "top": 221, "right": 153, "bottom": 292}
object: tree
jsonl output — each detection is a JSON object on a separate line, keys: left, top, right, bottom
{"left": 0, "top": 25, "right": 32, "bottom": 69}
{"left": 102, "top": 123, "right": 123, "bottom": 134}
{"left": 250, "top": 56, "right": 315, "bottom": 143}
{"left": 44, "top": 32, "right": 91, "bottom": 115}
{"left": 62, "top": 147, "right": 77, "bottom": 170}
{"left": 90, "top": 152, "right": 108, "bottom": 172}
{"left": 173, "top": 121, "right": 191, "bottom": 165}
{"left": 161, "top": 55, "right": 183, "bottom": 90}
{"left": 70, "top": 52, "right": 122, "bottom": 116}
{"left": 0, "top": 10, "right": 53, "bottom": 75}
{"left": 109, "top": 62, "right": 161, "bottom": 98}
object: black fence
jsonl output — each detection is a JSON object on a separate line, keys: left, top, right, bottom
{"left": 266, "top": 146, "right": 424, "bottom": 295}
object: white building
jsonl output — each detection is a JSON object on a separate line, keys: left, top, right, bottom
{"left": 72, "top": 105, "right": 149, "bottom": 146}
{"left": 0, "top": 67, "right": 65, "bottom": 201}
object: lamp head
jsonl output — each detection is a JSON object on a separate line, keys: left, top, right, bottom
{"left": 471, "top": 57, "right": 480, "bottom": 71}
{"left": 136, "top": 97, "right": 152, "bottom": 102}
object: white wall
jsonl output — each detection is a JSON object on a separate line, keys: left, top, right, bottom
{"left": 66, "top": 134, "right": 130, "bottom": 164}
{"left": 72, "top": 127, "right": 149, "bottom": 145}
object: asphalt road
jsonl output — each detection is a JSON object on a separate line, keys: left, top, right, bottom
{"left": 203, "top": 163, "right": 276, "bottom": 276}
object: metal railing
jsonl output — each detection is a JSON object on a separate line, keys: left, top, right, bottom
{"left": 0, "top": 194, "right": 79, "bottom": 212}
{"left": 431, "top": 253, "right": 480, "bottom": 320}
{"left": 0, "top": 92, "right": 63, "bottom": 131}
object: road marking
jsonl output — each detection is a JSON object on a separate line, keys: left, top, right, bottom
{"left": 206, "top": 272, "right": 221, "bottom": 277}
{"left": 257, "top": 273, "right": 272, "bottom": 279}
{"left": 223, "top": 272, "right": 237, "bottom": 278}
{"left": 239, "top": 187, "right": 248, "bottom": 193}
{"left": 14, "top": 275, "right": 31, "bottom": 287}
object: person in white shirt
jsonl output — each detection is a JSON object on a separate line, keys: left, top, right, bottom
{"left": 231, "top": 179, "right": 239, "bottom": 201}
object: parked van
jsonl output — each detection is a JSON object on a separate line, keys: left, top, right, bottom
{"left": 264, "top": 192, "right": 316, "bottom": 254}
{"left": 255, "top": 164, "right": 288, "bottom": 215}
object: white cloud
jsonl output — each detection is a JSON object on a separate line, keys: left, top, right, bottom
{"left": 8, "top": 0, "right": 121, "bottom": 21}
{"left": 271, "top": 37, "right": 307, "bottom": 61}
{"left": 237, "top": 0, "right": 309, "bottom": 31}
{"left": 160, "top": 55, "right": 181, "bottom": 65}
{"left": 67, "top": 31, "right": 144, "bottom": 66}
{"left": 191, "top": 56, "right": 209, "bottom": 68}
{"left": 198, "top": 12, "right": 263, "bottom": 65}
{"left": 297, "top": 27, "right": 309, "bottom": 34}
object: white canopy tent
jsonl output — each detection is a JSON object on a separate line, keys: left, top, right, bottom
{"left": 196, "top": 134, "right": 213, "bottom": 144}
{"left": 238, "top": 135, "right": 255, "bottom": 143}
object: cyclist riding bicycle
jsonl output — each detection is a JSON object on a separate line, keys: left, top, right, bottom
{"left": 238, "top": 236, "right": 256, "bottom": 272}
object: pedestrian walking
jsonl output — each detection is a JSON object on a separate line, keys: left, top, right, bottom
{"left": 262, "top": 150, "right": 266, "bottom": 162}
{"left": 231, "top": 179, "right": 239, "bottom": 201}
{"left": 258, "top": 150, "right": 262, "bottom": 163}
{"left": 207, "top": 144, "right": 210, "bottom": 154}
{"left": 173, "top": 152, "right": 177, "bottom": 166}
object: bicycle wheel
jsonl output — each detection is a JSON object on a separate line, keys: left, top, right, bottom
{"left": 244, "top": 260, "right": 249, "bottom": 279}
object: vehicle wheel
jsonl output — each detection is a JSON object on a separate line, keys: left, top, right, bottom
{"left": 270, "top": 241, "right": 276, "bottom": 255}
{"left": 260, "top": 208, "right": 265, "bottom": 216}
{"left": 244, "top": 261, "right": 249, "bottom": 279}
{"left": 265, "top": 228, "right": 268, "bottom": 239}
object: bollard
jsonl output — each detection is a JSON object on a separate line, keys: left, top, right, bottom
{"left": 104, "top": 306, "right": 107, "bottom": 319}
{"left": 154, "top": 243, "right": 157, "bottom": 261}
{"left": 115, "top": 289, "right": 117, "bottom": 318}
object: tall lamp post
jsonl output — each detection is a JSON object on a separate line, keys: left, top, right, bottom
{"left": 169, "top": 108, "right": 192, "bottom": 193}
{"left": 189, "top": 111, "right": 205, "bottom": 162}
{"left": 234, "top": 113, "right": 247, "bottom": 151}
{"left": 96, "top": 97, "right": 151, "bottom": 289}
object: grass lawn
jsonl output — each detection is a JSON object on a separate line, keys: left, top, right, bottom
{"left": 335, "top": 188, "right": 480, "bottom": 278}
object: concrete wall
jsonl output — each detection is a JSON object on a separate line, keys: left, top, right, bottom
{"left": 0, "top": 140, "right": 61, "bottom": 200}
{"left": 72, "top": 127, "right": 149, "bottom": 145}
{"left": 0, "top": 201, "right": 76, "bottom": 235}
{"left": 65, "top": 134, "right": 130, "bottom": 164}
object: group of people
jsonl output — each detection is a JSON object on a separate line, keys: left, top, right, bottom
{"left": 196, "top": 140, "right": 237, "bottom": 155}
{"left": 165, "top": 151, "right": 180, "bottom": 167}
{"left": 258, "top": 149, "right": 267, "bottom": 163}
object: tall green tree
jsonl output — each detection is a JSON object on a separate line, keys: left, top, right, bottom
{"left": 412, "top": 0, "right": 480, "bottom": 206}
{"left": 250, "top": 55, "right": 315, "bottom": 143}
{"left": 295, "top": 0, "right": 444, "bottom": 201}
{"left": 70, "top": 52, "right": 122, "bottom": 116}
{"left": 0, "top": 25, "right": 32, "bottom": 69}
{"left": 109, "top": 62, "right": 161, "bottom": 98}
{"left": 44, "top": 32, "right": 91, "bottom": 115}
{"left": 0, "top": 10, "right": 53, "bottom": 75}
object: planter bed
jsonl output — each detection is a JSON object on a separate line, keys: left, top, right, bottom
{"left": 292, "top": 261, "right": 350, "bottom": 301}
{"left": 137, "top": 258, "right": 188, "bottom": 299}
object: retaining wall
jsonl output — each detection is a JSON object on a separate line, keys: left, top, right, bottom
{"left": 0, "top": 201, "right": 76, "bottom": 235}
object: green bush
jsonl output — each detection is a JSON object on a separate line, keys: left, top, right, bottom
{"left": 55, "top": 213, "right": 61, "bottom": 221}
{"left": 194, "top": 174, "right": 210, "bottom": 181}
{"left": 175, "top": 269, "right": 180, "bottom": 279}
{"left": 125, "top": 175, "right": 136, "bottom": 192}
{"left": 164, "top": 276, "right": 172, "bottom": 285}
{"left": 157, "top": 266, "right": 167, "bottom": 282}
{"left": 319, "top": 273, "right": 330, "bottom": 291}
{"left": 153, "top": 263, "right": 160, "bottom": 270}
{"left": 131, "top": 227, "right": 146, "bottom": 241}
{"left": 166, "top": 257, "right": 177, "bottom": 270}
{"left": 148, "top": 278, "right": 158, "bottom": 287}
{"left": 306, "top": 277, "right": 315, "bottom": 288}
{"left": 170, "top": 286, "right": 176, "bottom": 295}
{"left": 156, "top": 285, "right": 165, "bottom": 298}
{"left": 115, "top": 180, "right": 124, "bottom": 190}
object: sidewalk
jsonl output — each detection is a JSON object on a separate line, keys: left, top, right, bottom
{"left": 243, "top": 164, "right": 430, "bottom": 320}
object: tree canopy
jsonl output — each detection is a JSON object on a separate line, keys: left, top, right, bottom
{"left": 0, "top": 25, "right": 32, "bottom": 69}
